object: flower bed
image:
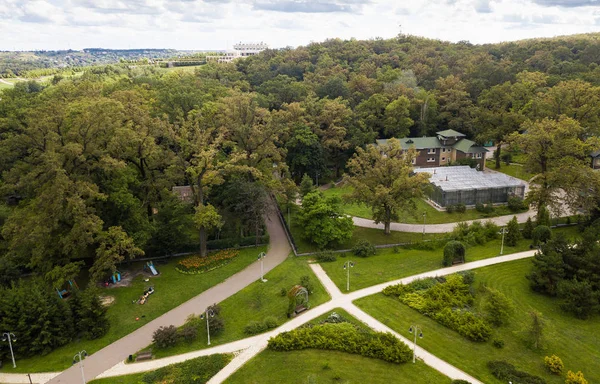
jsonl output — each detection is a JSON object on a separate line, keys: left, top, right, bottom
{"left": 176, "top": 249, "right": 240, "bottom": 274}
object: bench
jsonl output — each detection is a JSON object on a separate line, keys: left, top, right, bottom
{"left": 136, "top": 351, "right": 153, "bottom": 362}
{"left": 295, "top": 305, "right": 307, "bottom": 314}
{"left": 452, "top": 259, "right": 464, "bottom": 265}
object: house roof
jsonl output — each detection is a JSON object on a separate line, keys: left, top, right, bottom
{"left": 436, "top": 129, "right": 466, "bottom": 138}
{"left": 414, "top": 166, "right": 525, "bottom": 192}
{"left": 452, "top": 138, "right": 488, "bottom": 154}
{"left": 377, "top": 137, "right": 443, "bottom": 150}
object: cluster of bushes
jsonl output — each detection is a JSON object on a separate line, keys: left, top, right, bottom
{"left": 443, "top": 241, "right": 466, "bottom": 266}
{"left": 384, "top": 274, "right": 492, "bottom": 342}
{"left": 315, "top": 251, "right": 337, "bottom": 262}
{"left": 268, "top": 322, "right": 412, "bottom": 364}
{"left": 508, "top": 196, "right": 527, "bottom": 211}
{"left": 152, "top": 304, "right": 224, "bottom": 349}
{"left": 0, "top": 280, "right": 108, "bottom": 360}
{"left": 448, "top": 221, "right": 499, "bottom": 246}
{"left": 176, "top": 249, "right": 240, "bottom": 274}
{"left": 352, "top": 239, "right": 376, "bottom": 257}
{"left": 487, "top": 361, "right": 546, "bottom": 384}
{"left": 475, "top": 202, "right": 495, "bottom": 215}
{"left": 244, "top": 316, "right": 278, "bottom": 335}
{"left": 446, "top": 203, "right": 466, "bottom": 213}
{"left": 544, "top": 355, "right": 564, "bottom": 375}
{"left": 140, "top": 354, "right": 232, "bottom": 384}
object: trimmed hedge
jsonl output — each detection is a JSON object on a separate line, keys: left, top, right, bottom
{"left": 244, "top": 316, "right": 279, "bottom": 335}
{"left": 268, "top": 322, "right": 412, "bottom": 364}
{"left": 487, "top": 361, "right": 546, "bottom": 384}
{"left": 141, "top": 353, "right": 232, "bottom": 384}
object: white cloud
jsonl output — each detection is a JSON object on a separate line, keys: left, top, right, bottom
{"left": 0, "top": 0, "right": 598, "bottom": 50}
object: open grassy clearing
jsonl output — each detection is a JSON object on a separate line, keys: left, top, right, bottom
{"left": 322, "top": 185, "right": 526, "bottom": 223}
{"left": 141, "top": 255, "right": 330, "bottom": 359}
{"left": 319, "top": 226, "right": 581, "bottom": 292}
{"left": 487, "top": 160, "right": 535, "bottom": 181}
{"left": 355, "top": 258, "right": 600, "bottom": 384}
{"left": 1, "top": 246, "right": 266, "bottom": 373}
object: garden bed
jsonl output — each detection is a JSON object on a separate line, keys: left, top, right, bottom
{"left": 176, "top": 249, "right": 240, "bottom": 274}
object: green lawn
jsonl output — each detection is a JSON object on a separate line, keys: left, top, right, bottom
{"left": 140, "top": 255, "right": 330, "bottom": 359}
{"left": 319, "top": 226, "right": 581, "bottom": 292}
{"left": 0, "top": 81, "right": 14, "bottom": 90}
{"left": 322, "top": 185, "right": 526, "bottom": 223}
{"left": 487, "top": 160, "right": 535, "bottom": 181}
{"left": 89, "top": 372, "right": 146, "bottom": 384}
{"left": 1, "top": 246, "right": 266, "bottom": 373}
{"left": 355, "top": 259, "right": 600, "bottom": 384}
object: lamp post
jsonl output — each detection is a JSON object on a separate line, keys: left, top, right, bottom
{"left": 422, "top": 212, "right": 426, "bottom": 239}
{"left": 342, "top": 261, "right": 355, "bottom": 292}
{"left": 315, "top": 171, "right": 320, "bottom": 187}
{"left": 200, "top": 308, "right": 215, "bottom": 345}
{"left": 72, "top": 350, "right": 87, "bottom": 384}
{"left": 408, "top": 325, "right": 423, "bottom": 364}
{"left": 500, "top": 227, "right": 506, "bottom": 255}
{"left": 1, "top": 332, "right": 16, "bottom": 368}
{"left": 258, "top": 252, "right": 267, "bottom": 282}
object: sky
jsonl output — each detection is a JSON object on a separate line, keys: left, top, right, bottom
{"left": 1, "top": 0, "right": 599, "bottom": 51}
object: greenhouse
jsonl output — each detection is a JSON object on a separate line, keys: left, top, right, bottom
{"left": 414, "top": 166, "right": 526, "bottom": 208}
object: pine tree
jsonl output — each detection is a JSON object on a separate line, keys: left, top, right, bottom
{"left": 299, "top": 173, "right": 315, "bottom": 197}
{"left": 505, "top": 216, "right": 521, "bottom": 246}
{"left": 523, "top": 217, "right": 535, "bottom": 239}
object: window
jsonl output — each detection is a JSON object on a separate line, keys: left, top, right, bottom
{"left": 427, "top": 157, "right": 435, "bottom": 162}
{"left": 475, "top": 153, "right": 482, "bottom": 159}
{"left": 412, "top": 158, "right": 416, "bottom": 165}
{"left": 427, "top": 148, "right": 436, "bottom": 154}
{"left": 442, "top": 157, "right": 446, "bottom": 162}
{"left": 442, "top": 148, "right": 446, "bottom": 153}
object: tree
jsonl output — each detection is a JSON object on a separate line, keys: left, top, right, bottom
{"left": 285, "top": 123, "right": 326, "bottom": 182}
{"left": 299, "top": 173, "right": 315, "bottom": 197}
{"left": 70, "top": 288, "right": 110, "bottom": 339}
{"left": 443, "top": 241, "right": 466, "bottom": 266}
{"left": 193, "top": 204, "right": 223, "bottom": 252}
{"left": 528, "top": 236, "right": 567, "bottom": 295}
{"left": 153, "top": 325, "right": 179, "bottom": 349}
{"left": 532, "top": 225, "right": 552, "bottom": 246}
{"left": 90, "top": 226, "right": 144, "bottom": 283}
{"left": 558, "top": 278, "right": 600, "bottom": 319}
{"left": 296, "top": 191, "right": 353, "bottom": 249}
{"left": 345, "top": 139, "right": 430, "bottom": 235}
{"left": 523, "top": 217, "right": 535, "bottom": 239}
{"left": 483, "top": 288, "right": 514, "bottom": 327}
{"left": 384, "top": 96, "right": 413, "bottom": 137}
{"left": 527, "top": 310, "right": 545, "bottom": 350}
{"left": 505, "top": 216, "right": 521, "bottom": 247}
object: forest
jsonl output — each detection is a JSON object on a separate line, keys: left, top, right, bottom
{"left": 1, "top": 32, "right": 600, "bottom": 294}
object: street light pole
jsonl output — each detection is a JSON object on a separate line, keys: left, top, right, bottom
{"left": 72, "top": 350, "right": 87, "bottom": 384}
{"left": 422, "top": 212, "right": 426, "bottom": 239}
{"left": 500, "top": 227, "right": 506, "bottom": 255}
{"left": 258, "top": 252, "right": 267, "bottom": 282}
{"left": 1, "top": 332, "right": 16, "bottom": 368}
{"left": 201, "top": 308, "right": 215, "bottom": 345}
{"left": 343, "top": 261, "right": 355, "bottom": 291}
{"left": 408, "top": 325, "right": 423, "bottom": 364}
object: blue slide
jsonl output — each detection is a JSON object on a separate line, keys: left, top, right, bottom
{"left": 147, "top": 261, "right": 159, "bottom": 276}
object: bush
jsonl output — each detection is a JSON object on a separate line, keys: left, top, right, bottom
{"left": 458, "top": 271, "right": 475, "bottom": 286}
{"left": 153, "top": 325, "right": 178, "bottom": 349}
{"left": 455, "top": 203, "right": 466, "bottom": 213}
{"left": 300, "top": 275, "right": 314, "bottom": 294}
{"left": 141, "top": 354, "right": 232, "bottom": 384}
{"left": 532, "top": 225, "right": 552, "bottom": 246}
{"left": 443, "top": 241, "right": 466, "bottom": 266}
{"left": 352, "top": 239, "right": 376, "bottom": 257}
{"left": 268, "top": 322, "right": 412, "bottom": 364}
{"left": 264, "top": 316, "right": 278, "bottom": 329}
{"left": 316, "top": 251, "right": 337, "bottom": 262}
{"left": 207, "top": 304, "right": 225, "bottom": 335}
{"left": 244, "top": 320, "right": 268, "bottom": 335}
{"left": 492, "top": 339, "right": 505, "bottom": 348}
{"left": 484, "top": 204, "right": 495, "bottom": 214}
{"left": 523, "top": 217, "right": 535, "bottom": 239}
{"left": 452, "top": 381, "right": 472, "bottom": 384}
{"left": 447, "top": 204, "right": 456, "bottom": 213}
{"left": 433, "top": 308, "right": 492, "bottom": 342}
{"left": 483, "top": 288, "right": 514, "bottom": 327}
{"left": 508, "top": 196, "right": 526, "bottom": 211}
{"left": 487, "top": 361, "right": 546, "bottom": 384}
{"left": 179, "top": 324, "right": 198, "bottom": 342}
{"left": 501, "top": 153, "right": 512, "bottom": 165}
{"left": 475, "top": 202, "right": 485, "bottom": 212}
{"left": 565, "top": 370, "right": 588, "bottom": 384}
{"left": 544, "top": 355, "right": 564, "bottom": 375}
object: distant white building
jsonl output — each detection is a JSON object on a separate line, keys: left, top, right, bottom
{"left": 206, "top": 42, "right": 268, "bottom": 63}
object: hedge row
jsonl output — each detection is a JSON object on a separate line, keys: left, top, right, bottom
{"left": 268, "top": 322, "right": 412, "bottom": 364}
{"left": 488, "top": 361, "right": 546, "bottom": 384}
{"left": 141, "top": 354, "right": 232, "bottom": 384}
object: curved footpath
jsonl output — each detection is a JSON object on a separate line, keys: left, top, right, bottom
{"left": 352, "top": 209, "right": 536, "bottom": 233}
{"left": 0, "top": 204, "right": 291, "bottom": 384}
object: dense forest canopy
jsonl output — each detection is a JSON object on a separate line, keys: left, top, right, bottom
{"left": 1, "top": 32, "right": 600, "bottom": 288}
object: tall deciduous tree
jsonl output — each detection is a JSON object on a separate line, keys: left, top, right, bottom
{"left": 296, "top": 191, "right": 353, "bottom": 249}
{"left": 345, "top": 139, "right": 430, "bottom": 234}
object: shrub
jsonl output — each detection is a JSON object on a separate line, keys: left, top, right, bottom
{"left": 153, "top": 325, "right": 178, "bottom": 349}
{"left": 352, "top": 239, "right": 376, "bottom": 257}
{"left": 141, "top": 354, "right": 232, "bottom": 384}
{"left": 483, "top": 288, "right": 514, "bottom": 327}
{"left": 300, "top": 275, "right": 314, "bottom": 294}
{"left": 501, "top": 153, "right": 512, "bottom": 165}
{"left": 455, "top": 203, "right": 466, "bottom": 213}
{"left": 484, "top": 204, "right": 495, "bottom": 214}
{"left": 492, "top": 339, "right": 505, "bottom": 348}
{"left": 565, "top": 370, "right": 588, "bottom": 384}
{"left": 207, "top": 304, "right": 225, "bottom": 335}
{"left": 179, "top": 324, "right": 198, "bottom": 342}
{"left": 176, "top": 249, "right": 240, "bottom": 274}
{"left": 268, "top": 322, "right": 412, "bottom": 364}
{"left": 244, "top": 320, "right": 268, "bottom": 335}
{"left": 508, "top": 196, "right": 526, "bottom": 211}
{"left": 505, "top": 216, "right": 521, "bottom": 247}
{"left": 447, "top": 204, "right": 456, "bottom": 213}
{"left": 475, "top": 202, "right": 485, "bottom": 212}
{"left": 458, "top": 271, "right": 475, "bottom": 286}
{"left": 544, "top": 355, "right": 564, "bottom": 375}
{"left": 443, "top": 241, "right": 466, "bottom": 266}
{"left": 532, "top": 225, "right": 552, "bottom": 246}
{"left": 487, "top": 361, "right": 546, "bottom": 384}
{"left": 264, "top": 316, "right": 278, "bottom": 329}
{"left": 433, "top": 308, "right": 492, "bottom": 342}
{"left": 452, "top": 381, "right": 472, "bottom": 384}
{"left": 523, "top": 217, "right": 535, "bottom": 239}
{"left": 280, "top": 287, "right": 287, "bottom": 297}
{"left": 316, "top": 251, "right": 337, "bottom": 262}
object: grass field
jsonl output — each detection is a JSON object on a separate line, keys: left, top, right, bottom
{"left": 0, "top": 246, "right": 266, "bottom": 373}
{"left": 140, "top": 255, "right": 330, "bottom": 359}
{"left": 355, "top": 259, "right": 600, "bottom": 384}
{"left": 322, "top": 185, "right": 526, "bottom": 223}
{"left": 487, "top": 160, "right": 535, "bottom": 181}
{"left": 318, "top": 226, "right": 581, "bottom": 292}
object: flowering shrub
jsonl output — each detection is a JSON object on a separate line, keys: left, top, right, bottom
{"left": 176, "top": 250, "right": 240, "bottom": 274}
{"left": 544, "top": 355, "right": 564, "bottom": 375}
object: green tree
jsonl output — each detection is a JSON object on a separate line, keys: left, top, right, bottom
{"left": 90, "top": 226, "right": 144, "bottom": 283}
{"left": 345, "top": 139, "right": 430, "bottom": 235}
{"left": 528, "top": 236, "right": 566, "bottom": 295}
{"left": 527, "top": 310, "right": 545, "bottom": 350}
{"left": 296, "top": 191, "right": 353, "bottom": 249}
{"left": 70, "top": 288, "right": 110, "bottom": 339}
{"left": 443, "top": 241, "right": 466, "bottom": 266}
{"left": 483, "top": 288, "right": 514, "bottom": 327}
{"left": 299, "top": 173, "right": 315, "bottom": 197}
{"left": 505, "top": 216, "right": 521, "bottom": 246}
{"left": 384, "top": 96, "right": 413, "bottom": 137}
{"left": 523, "top": 217, "right": 535, "bottom": 239}
{"left": 558, "top": 278, "right": 600, "bottom": 319}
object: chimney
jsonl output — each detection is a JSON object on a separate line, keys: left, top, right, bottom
{"left": 445, "top": 175, "right": 448, "bottom": 181}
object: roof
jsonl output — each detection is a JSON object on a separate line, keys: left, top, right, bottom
{"left": 452, "top": 138, "right": 488, "bottom": 154}
{"left": 414, "top": 166, "right": 525, "bottom": 192}
{"left": 436, "top": 129, "right": 466, "bottom": 138}
{"left": 591, "top": 150, "right": 600, "bottom": 158}
{"left": 377, "top": 137, "right": 442, "bottom": 150}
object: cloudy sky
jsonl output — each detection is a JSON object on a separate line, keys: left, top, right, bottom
{"left": 1, "top": 0, "right": 599, "bottom": 51}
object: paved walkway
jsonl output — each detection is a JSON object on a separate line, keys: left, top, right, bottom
{"left": 36, "top": 205, "right": 290, "bottom": 384}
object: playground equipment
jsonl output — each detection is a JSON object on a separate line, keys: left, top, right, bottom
{"left": 57, "top": 280, "right": 79, "bottom": 299}
{"left": 110, "top": 271, "right": 121, "bottom": 284}
{"left": 145, "top": 261, "right": 159, "bottom": 276}
{"left": 138, "top": 286, "right": 155, "bottom": 305}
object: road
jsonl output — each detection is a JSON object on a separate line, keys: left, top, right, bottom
{"left": 43, "top": 205, "right": 290, "bottom": 384}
